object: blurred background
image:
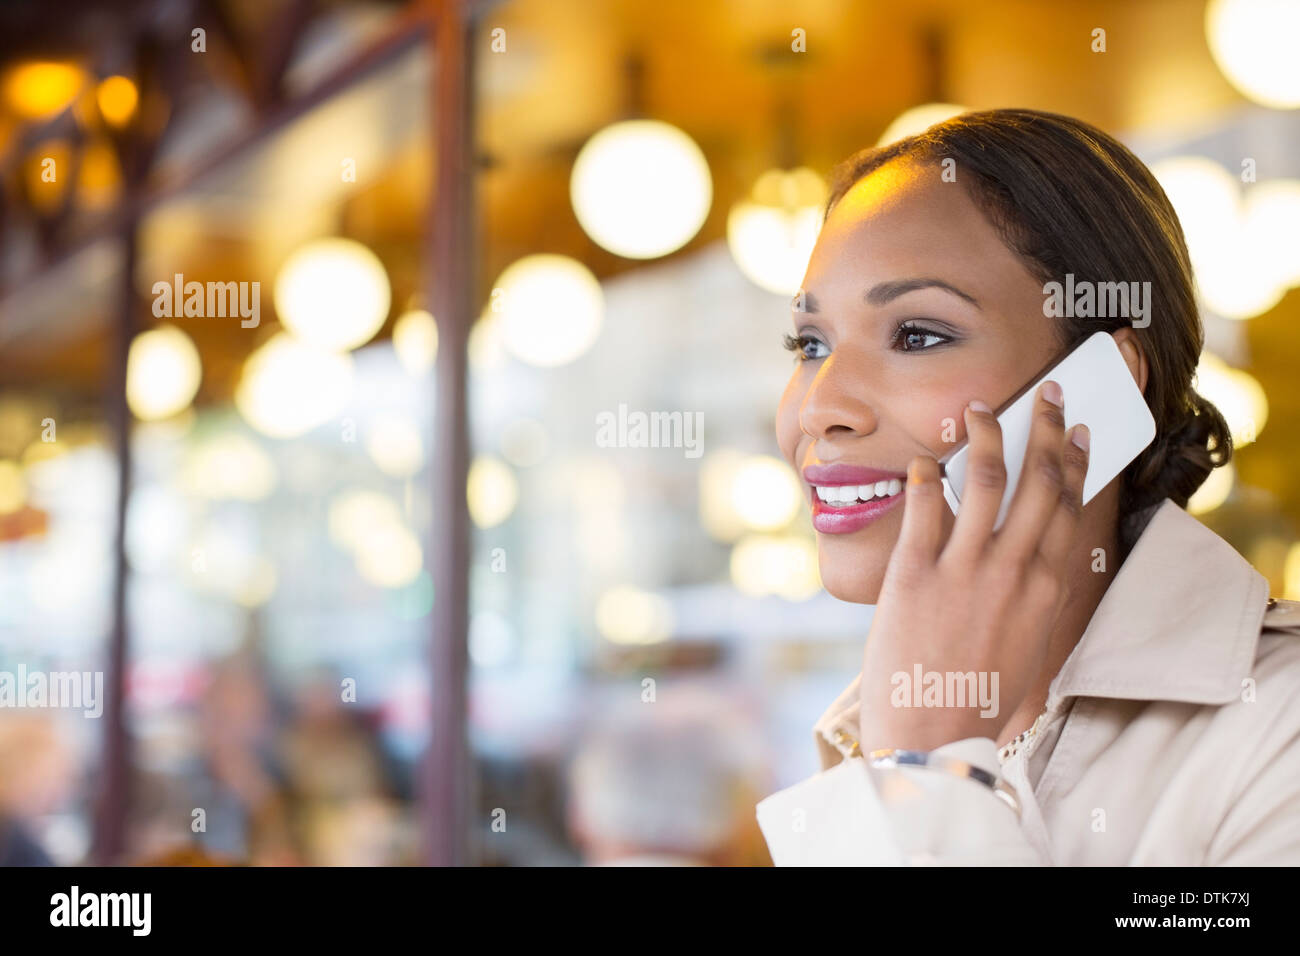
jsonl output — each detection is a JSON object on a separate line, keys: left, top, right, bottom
{"left": 0, "top": 0, "right": 1296, "bottom": 866}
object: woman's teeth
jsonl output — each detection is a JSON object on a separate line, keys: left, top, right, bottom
{"left": 814, "top": 479, "right": 903, "bottom": 505}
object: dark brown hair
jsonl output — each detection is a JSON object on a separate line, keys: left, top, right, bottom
{"left": 823, "top": 108, "right": 1231, "bottom": 523}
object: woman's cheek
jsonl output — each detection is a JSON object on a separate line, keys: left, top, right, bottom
{"left": 908, "top": 396, "right": 972, "bottom": 461}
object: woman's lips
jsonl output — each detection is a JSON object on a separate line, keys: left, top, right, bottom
{"left": 810, "top": 489, "right": 904, "bottom": 533}
{"left": 803, "top": 463, "right": 907, "bottom": 534}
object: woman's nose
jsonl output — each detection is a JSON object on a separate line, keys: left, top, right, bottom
{"left": 799, "top": 353, "right": 879, "bottom": 441}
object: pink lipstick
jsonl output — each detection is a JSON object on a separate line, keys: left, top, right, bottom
{"left": 803, "top": 463, "right": 907, "bottom": 534}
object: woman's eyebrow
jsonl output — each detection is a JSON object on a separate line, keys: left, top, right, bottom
{"left": 792, "top": 279, "right": 982, "bottom": 315}
{"left": 865, "top": 278, "right": 982, "bottom": 309}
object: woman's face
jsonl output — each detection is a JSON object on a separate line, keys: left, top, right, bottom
{"left": 777, "top": 157, "right": 1064, "bottom": 604}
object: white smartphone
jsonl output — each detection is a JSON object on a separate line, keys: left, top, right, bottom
{"left": 939, "top": 331, "right": 1156, "bottom": 529}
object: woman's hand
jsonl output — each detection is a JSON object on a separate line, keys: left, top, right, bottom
{"left": 857, "top": 380, "right": 1091, "bottom": 754}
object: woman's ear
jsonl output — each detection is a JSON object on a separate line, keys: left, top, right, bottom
{"left": 1111, "top": 327, "right": 1149, "bottom": 394}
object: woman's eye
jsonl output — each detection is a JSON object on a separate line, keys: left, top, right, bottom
{"left": 783, "top": 333, "right": 830, "bottom": 362}
{"left": 894, "top": 324, "right": 951, "bottom": 352}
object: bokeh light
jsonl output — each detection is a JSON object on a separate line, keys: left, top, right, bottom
{"left": 594, "top": 586, "right": 674, "bottom": 644}
{"left": 181, "top": 432, "right": 277, "bottom": 501}
{"left": 3, "top": 60, "right": 83, "bottom": 119}
{"left": 126, "top": 325, "right": 202, "bottom": 421}
{"left": 274, "top": 238, "right": 391, "bottom": 352}
{"left": 699, "top": 449, "right": 747, "bottom": 542}
{"left": 571, "top": 119, "right": 712, "bottom": 259}
{"left": 468, "top": 311, "right": 507, "bottom": 371}
{"left": 1188, "top": 461, "right": 1235, "bottom": 515}
{"left": 1242, "top": 179, "right": 1300, "bottom": 291}
{"left": 729, "top": 534, "right": 821, "bottom": 600}
{"left": 467, "top": 456, "right": 519, "bottom": 529}
{"left": 365, "top": 417, "right": 424, "bottom": 478}
{"left": 353, "top": 523, "right": 423, "bottom": 589}
{"left": 727, "top": 167, "right": 826, "bottom": 295}
{"left": 326, "top": 488, "right": 423, "bottom": 589}
{"left": 493, "top": 255, "right": 603, "bottom": 367}
{"left": 1206, "top": 0, "right": 1300, "bottom": 109}
{"left": 96, "top": 74, "right": 138, "bottom": 127}
{"left": 1154, "top": 157, "right": 1284, "bottom": 319}
{"left": 235, "top": 332, "right": 353, "bottom": 438}
{"left": 731, "top": 455, "right": 802, "bottom": 531}
{"left": 392, "top": 309, "right": 438, "bottom": 374}
{"left": 1195, "top": 351, "right": 1269, "bottom": 447}
{"left": 328, "top": 489, "right": 403, "bottom": 552}
{"left": 0, "top": 460, "right": 26, "bottom": 514}
{"left": 877, "top": 103, "right": 967, "bottom": 146}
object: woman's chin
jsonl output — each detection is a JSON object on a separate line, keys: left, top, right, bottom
{"left": 816, "top": 540, "right": 887, "bottom": 604}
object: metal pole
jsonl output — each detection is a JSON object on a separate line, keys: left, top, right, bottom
{"left": 91, "top": 222, "right": 137, "bottom": 865}
{"left": 422, "top": 0, "right": 475, "bottom": 867}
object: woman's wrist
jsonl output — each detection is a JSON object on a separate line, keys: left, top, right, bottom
{"left": 859, "top": 708, "right": 1004, "bottom": 754}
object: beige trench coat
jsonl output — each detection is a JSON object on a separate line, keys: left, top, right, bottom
{"left": 756, "top": 498, "right": 1300, "bottom": 865}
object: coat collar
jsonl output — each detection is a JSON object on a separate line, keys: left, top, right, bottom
{"left": 1047, "top": 498, "right": 1269, "bottom": 706}
{"left": 812, "top": 499, "right": 1270, "bottom": 764}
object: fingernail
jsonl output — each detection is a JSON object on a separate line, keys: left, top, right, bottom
{"left": 968, "top": 399, "right": 991, "bottom": 413}
{"left": 1071, "top": 423, "right": 1090, "bottom": 452}
{"left": 1042, "top": 381, "right": 1064, "bottom": 407}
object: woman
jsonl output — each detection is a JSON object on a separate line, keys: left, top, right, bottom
{"left": 756, "top": 108, "right": 1300, "bottom": 865}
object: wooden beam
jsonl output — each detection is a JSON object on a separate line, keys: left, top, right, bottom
{"left": 255, "top": 0, "right": 317, "bottom": 108}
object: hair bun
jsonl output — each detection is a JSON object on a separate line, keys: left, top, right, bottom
{"left": 1124, "top": 390, "right": 1232, "bottom": 514}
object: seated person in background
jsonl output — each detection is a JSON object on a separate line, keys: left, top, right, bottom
{"left": 565, "top": 681, "right": 771, "bottom": 866}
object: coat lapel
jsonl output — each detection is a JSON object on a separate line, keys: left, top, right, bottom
{"left": 1048, "top": 499, "right": 1269, "bottom": 708}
